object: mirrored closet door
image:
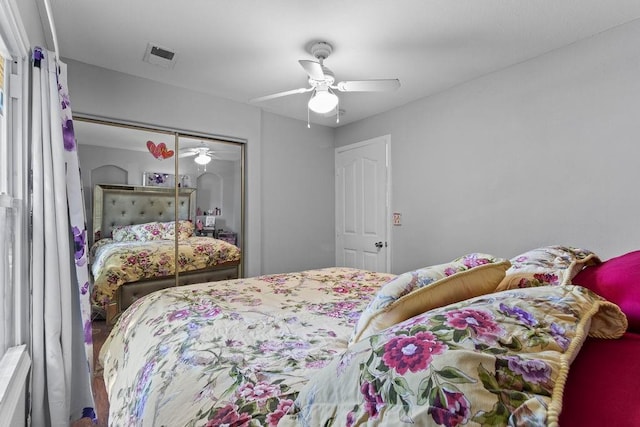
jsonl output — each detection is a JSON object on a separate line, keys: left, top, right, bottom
{"left": 74, "top": 116, "right": 245, "bottom": 317}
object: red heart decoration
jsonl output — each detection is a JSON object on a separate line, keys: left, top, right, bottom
{"left": 147, "top": 141, "right": 174, "bottom": 160}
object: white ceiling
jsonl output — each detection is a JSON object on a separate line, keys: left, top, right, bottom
{"left": 44, "top": 0, "right": 640, "bottom": 128}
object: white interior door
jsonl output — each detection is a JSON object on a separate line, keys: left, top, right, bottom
{"left": 335, "top": 135, "right": 390, "bottom": 272}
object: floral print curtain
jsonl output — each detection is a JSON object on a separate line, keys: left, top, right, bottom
{"left": 30, "top": 47, "right": 95, "bottom": 425}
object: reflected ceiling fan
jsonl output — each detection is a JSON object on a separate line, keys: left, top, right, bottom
{"left": 250, "top": 41, "right": 400, "bottom": 124}
{"left": 179, "top": 143, "right": 221, "bottom": 165}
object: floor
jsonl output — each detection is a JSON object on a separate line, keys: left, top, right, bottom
{"left": 71, "top": 320, "right": 110, "bottom": 427}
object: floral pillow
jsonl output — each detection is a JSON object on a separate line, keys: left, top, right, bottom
{"left": 349, "top": 253, "right": 511, "bottom": 344}
{"left": 160, "top": 220, "right": 194, "bottom": 240}
{"left": 495, "top": 245, "right": 600, "bottom": 291}
{"left": 111, "top": 221, "right": 164, "bottom": 242}
{"left": 284, "top": 285, "right": 627, "bottom": 427}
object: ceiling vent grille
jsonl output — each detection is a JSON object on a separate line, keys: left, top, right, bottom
{"left": 143, "top": 43, "right": 177, "bottom": 68}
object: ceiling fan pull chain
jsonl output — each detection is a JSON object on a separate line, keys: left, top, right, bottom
{"left": 336, "top": 98, "right": 340, "bottom": 124}
{"left": 307, "top": 89, "right": 315, "bottom": 128}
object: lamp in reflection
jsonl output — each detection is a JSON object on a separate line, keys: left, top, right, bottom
{"left": 194, "top": 153, "right": 212, "bottom": 165}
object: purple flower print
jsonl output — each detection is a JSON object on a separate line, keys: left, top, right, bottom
{"left": 167, "top": 309, "right": 190, "bottom": 322}
{"left": 33, "top": 47, "right": 44, "bottom": 62}
{"left": 137, "top": 361, "right": 155, "bottom": 394}
{"left": 499, "top": 303, "right": 538, "bottom": 327}
{"left": 337, "top": 351, "right": 356, "bottom": 377}
{"left": 62, "top": 119, "right": 76, "bottom": 151}
{"left": 260, "top": 340, "right": 284, "bottom": 353}
{"left": 83, "top": 319, "right": 92, "bottom": 344}
{"left": 445, "top": 308, "right": 504, "bottom": 342}
{"left": 282, "top": 340, "right": 311, "bottom": 360}
{"left": 72, "top": 226, "right": 86, "bottom": 266}
{"left": 505, "top": 356, "right": 552, "bottom": 384}
{"left": 382, "top": 331, "right": 446, "bottom": 375}
{"left": 237, "top": 381, "right": 280, "bottom": 403}
{"left": 428, "top": 387, "right": 471, "bottom": 427}
{"left": 225, "top": 339, "right": 243, "bottom": 347}
{"left": 461, "top": 253, "right": 491, "bottom": 268}
{"left": 305, "top": 359, "right": 329, "bottom": 369}
{"left": 60, "top": 91, "right": 71, "bottom": 110}
{"left": 361, "top": 381, "right": 385, "bottom": 419}
{"left": 193, "top": 302, "right": 221, "bottom": 318}
{"left": 533, "top": 272, "right": 559, "bottom": 285}
{"left": 550, "top": 322, "right": 570, "bottom": 350}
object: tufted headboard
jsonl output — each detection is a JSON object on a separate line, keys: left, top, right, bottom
{"left": 92, "top": 184, "right": 196, "bottom": 242}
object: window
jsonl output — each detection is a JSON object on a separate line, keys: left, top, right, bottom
{"left": 0, "top": 3, "right": 30, "bottom": 422}
{"left": 0, "top": 0, "right": 29, "bottom": 361}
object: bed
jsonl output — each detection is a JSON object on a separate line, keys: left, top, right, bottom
{"left": 98, "top": 246, "right": 640, "bottom": 426}
{"left": 90, "top": 184, "right": 241, "bottom": 324}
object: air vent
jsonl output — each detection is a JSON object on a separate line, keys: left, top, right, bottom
{"left": 143, "top": 43, "right": 177, "bottom": 68}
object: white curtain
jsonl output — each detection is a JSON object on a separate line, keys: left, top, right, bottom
{"left": 30, "top": 47, "right": 95, "bottom": 425}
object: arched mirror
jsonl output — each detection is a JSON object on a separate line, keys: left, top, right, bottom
{"left": 75, "top": 116, "right": 244, "bottom": 323}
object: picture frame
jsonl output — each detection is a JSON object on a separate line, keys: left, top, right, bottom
{"left": 143, "top": 172, "right": 192, "bottom": 188}
{"left": 143, "top": 172, "right": 174, "bottom": 187}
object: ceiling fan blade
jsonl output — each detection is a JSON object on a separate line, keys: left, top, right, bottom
{"left": 178, "top": 151, "right": 196, "bottom": 158}
{"left": 335, "top": 79, "right": 401, "bottom": 92}
{"left": 250, "top": 87, "right": 312, "bottom": 103}
{"left": 299, "top": 60, "right": 325, "bottom": 80}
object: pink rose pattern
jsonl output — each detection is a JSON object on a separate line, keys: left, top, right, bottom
{"left": 382, "top": 331, "right": 447, "bottom": 375}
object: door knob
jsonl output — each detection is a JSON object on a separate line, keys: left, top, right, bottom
{"left": 375, "top": 241, "right": 383, "bottom": 249}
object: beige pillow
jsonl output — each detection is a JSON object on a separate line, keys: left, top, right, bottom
{"left": 350, "top": 253, "right": 511, "bottom": 344}
{"left": 496, "top": 245, "right": 600, "bottom": 291}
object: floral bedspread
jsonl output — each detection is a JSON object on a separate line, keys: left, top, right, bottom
{"left": 90, "top": 236, "right": 241, "bottom": 306}
{"left": 99, "top": 267, "right": 395, "bottom": 426}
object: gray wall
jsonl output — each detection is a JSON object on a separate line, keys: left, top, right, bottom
{"left": 336, "top": 19, "right": 640, "bottom": 273}
{"left": 261, "top": 112, "right": 335, "bottom": 274}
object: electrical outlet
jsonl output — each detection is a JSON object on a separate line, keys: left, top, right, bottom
{"left": 393, "top": 212, "right": 402, "bottom": 225}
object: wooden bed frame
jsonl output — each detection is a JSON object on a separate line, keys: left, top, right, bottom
{"left": 92, "top": 184, "right": 240, "bottom": 324}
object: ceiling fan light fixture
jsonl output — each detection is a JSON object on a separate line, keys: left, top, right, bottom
{"left": 194, "top": 153, "right": 212, "bottom": 165}
{"left": 308, "top": 87, "right": 339, "bottom": 114}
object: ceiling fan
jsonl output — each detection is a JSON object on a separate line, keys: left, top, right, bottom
{"left": 179, "top": 143, "right": 220, "bottom": 165}
{"left": 250, "top": 41, "right": 400, "bottom": 123}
